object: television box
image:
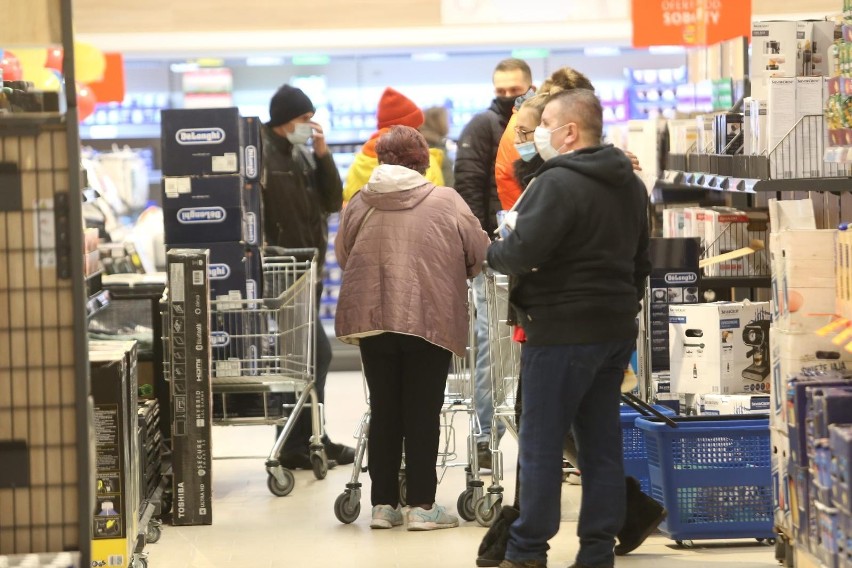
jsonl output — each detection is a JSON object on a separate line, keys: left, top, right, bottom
{"left": 166, "top": 249, "right": 213, "bottom": 525}
{"left": 669, "top": 301, "right": 772, "bottom": 395}
{"left": 162, "top": 175, "right": 259, "bottom": 246}
{"left": 161, "top": 108, "right": 261, "bottom": 180}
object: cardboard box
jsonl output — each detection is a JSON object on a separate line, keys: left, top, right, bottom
{"left": 772, "top": 428, "right": 792, "bottom": 536}
{"left": 786, "top": 375, "right": 852, "bottom": 467}
{"left": 166, "top": 249, "right": 212, "bottom": 526}
{"left": 169, "top": 242, "right": 262, "bottom": 306}
{"left": 798, "top": 20, "right": 837, "bottom": 77}
{"left": 161, "top": 108, "right": 261, "bottom": 180}
{"left": 751, "top": 21, "right": 799, "bottom": 100}
{"left": 796, "top": 76, "right": 827, "bottom": 178}
{"left": 773, "top": 229, "right": 837, "bottom": 332}
{"left": 767, "top": 76, "right": 798, "bottom": 180}
{"left": 669, "top": 302, "right": 773, "bottom": 395}
{"left": 162, "top": 175, "right": 258, "bottom": 246}
{"left": 699, "top": 393, "right": 771, "bottom": 415}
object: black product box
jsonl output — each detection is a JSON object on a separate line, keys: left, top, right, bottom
{"left": 90, "top": 351, "right": 135, "bottom": 562}
{"left": 210, "top": 306, "right": 265, "bottom": 378}
{"left": 167, "top": 249, "right": 212, "bottom": 525}
{"left": 162, "top": 175, "right": 259, "bottom": 246}
{"left": 244, "top": 181, "right": 263, "bottom": 246}
{"left": 170, "top": 242, "right": 261, "bottom": 305}
{"left": 161, "top": 108, "right": 261, "bottom": 180}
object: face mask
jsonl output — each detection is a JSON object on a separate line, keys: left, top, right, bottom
{"left": 495, "top": 96, "right": 516, "bottom": 117}
{"left": 513, "top": 88, "right": 535, "bottom": 110}
{"left": 514, "top": 141, "right": 538, "bottom": 162}
{"left": 286, "top": 122, "right": 313, "bottom": 145}
{"left": 534, "top": 125, "right": 565, "bottom": 161}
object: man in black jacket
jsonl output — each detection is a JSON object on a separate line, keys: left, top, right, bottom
{"left": 487, "top": 89, "right": 651, "bottom": 568}
{"left": 262, "top": 84, "right": 354, "bottom": 468}
{"left": 455, "top": 58, "right": 533, "bottom": 468}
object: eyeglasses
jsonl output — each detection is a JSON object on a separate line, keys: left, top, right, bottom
{"left": 514, "top": 126, "right": 535, "bottom": 141}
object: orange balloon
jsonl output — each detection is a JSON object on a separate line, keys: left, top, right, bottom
{"left": 787, "top": 290, "right": 804, "bottom": 313}
{"left": 76, "top": 82, "right": 97, "bottom": 122}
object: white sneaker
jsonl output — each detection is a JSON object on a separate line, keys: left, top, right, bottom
{"left": 370, "top": 504, "right": 403, "bottom": 529}
{"left": 406, "top": 504, "right": 459, "bottom": 531}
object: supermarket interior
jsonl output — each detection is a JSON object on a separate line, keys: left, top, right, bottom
{"left": 4, "top": 0, "right": 852, "bottom": 567}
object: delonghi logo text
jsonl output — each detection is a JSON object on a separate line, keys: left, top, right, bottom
{"left": 211, "top": 331, "right": 230, "bottom": 347}
{"left": 177, "top": 207, "right": 226, "bottom": 224}
{"left": 246, "top": 213, "right": 257, "bottom": 245}
{"left": 209, "top": 264, "right": 231, "bottom": 280}
{"left": 664, "top": 272, "right": 698, "bottom": 284}
{"left": 176, "top": 128, "right": 226, "bottom": 145}
{"left": 245, "top": 146, "right": 258, "bottom": 178}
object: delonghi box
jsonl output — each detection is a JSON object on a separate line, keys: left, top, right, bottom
{"left": 166, "top": 249, "right": 213, "bottom": 525}
{"left": 161, "top": 108, "right": 261, "bottom": 180}
{"left": 669, "top": 301, "right": 772, "bottom": 395}
{"left": 170, "top": 242, "right": 261, "bottom": 305}
{"left": 162, "top": 175, "right": 259, "bottom": 246}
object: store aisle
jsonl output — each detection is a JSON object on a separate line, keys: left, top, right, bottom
{"left": 146, "top": 371, "right": 779, "bottom": 568}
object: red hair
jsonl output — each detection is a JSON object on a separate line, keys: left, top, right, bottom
{"left": 375, "top": 125, "right": 430, "bottom": 174}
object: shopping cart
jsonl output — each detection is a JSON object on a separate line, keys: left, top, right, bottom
{"left": 333, "top": 288, "right": 483, "bottom": 524}
{"left": 162, "top": 248, "right": 328, "bottom": 497}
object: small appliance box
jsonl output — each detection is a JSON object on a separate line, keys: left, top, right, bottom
{"left": 90, "top": 351, "right": 134, "bottom": 567}
{"left": 785, "top": 375, "right": 852, "bottom": 467}
{"left": 751, "top": 21, "right": 799, "bottom": 101}
{"left": 699, "top": 393, "right": 771, "bottom": 415}
{"left": 796, "top": 76, "right": 827, "bottom": 178}
{"left": 771, "top": 428, "right": 792, "bottom": 536}
{"left": 166, "top": 249, "right": 213, "bottom": 526}
{"left": 162, "top": 175, "right": 259, "bottom": 246}
{"left": 669, "top": 301, "right": 772, "bottom": 395}
{"left": 797, "top": 20, "right": 837, "bottom": 77}
{"left": 161, "top": 108, "right": 261, "bottom": 180}
{"left": 767, "top": 76, "right": 798, "bottom": 180}
{"left": 169, "top": 242, "right": 261, "bottom": 305}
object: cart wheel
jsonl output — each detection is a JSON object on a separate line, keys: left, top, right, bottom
{"left": 160, "top": 497, "right": 172, "bottom": 516}
{"left": 675, "top": 540, "right": 693, "bottom": 548}
{"left": 765, "top": 538, "right": 776, "bottom": 546}
{"left": 457, "top": 489, "right": 477, "bottom": 522}
{"left": 311, "top": 453, "right": 328, "bottom": 480}
{"left": 267, "top": 469, "right": 295, "bottom": 497}
{"left": 334, "top": 492, "right": 361, "bottom": 524}
{"left": 398, "top": 475, "right": 407, "bottom": 507}
{"left": 474, "top": 496, "right": 501, "bottom": 527}
{"left": 133, "top": 557, "right": 148, "bottom": 568}
{"left": 145, "top": 523, "right": 161, "bottom": 544}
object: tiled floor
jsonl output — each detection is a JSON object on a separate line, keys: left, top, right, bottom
{"left": 145, "top": 370, "right": 780, "bottom": 568}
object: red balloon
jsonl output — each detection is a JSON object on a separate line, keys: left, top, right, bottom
{"left": 1, "top": 51, "right": 22, "bottom": 82}
{"left": 45, "top": 47, "right": 64, "bottom": 73}
{"left": 76, "top": 82, "right": 97, "bottom": 122}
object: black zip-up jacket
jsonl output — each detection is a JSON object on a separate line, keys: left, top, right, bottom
{"left": 261, "top": 125, "right": 343, "bottom": 276}
{"left": 487, "top": 144, "right": 651, "bottom": 345}
{"left": 453, "top": 99, "right": 510, "bottom": 237}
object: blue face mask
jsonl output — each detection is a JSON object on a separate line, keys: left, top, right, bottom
{"left": 514, "top": 141, "right": 538, "bottom": 162}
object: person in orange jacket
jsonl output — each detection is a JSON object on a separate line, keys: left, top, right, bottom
{"left": 343, "top": 87, "right": 444, "bottom": 203}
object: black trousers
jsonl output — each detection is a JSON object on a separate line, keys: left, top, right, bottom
{"left": 359, "top": 333, "right": 452, "bottom": 507}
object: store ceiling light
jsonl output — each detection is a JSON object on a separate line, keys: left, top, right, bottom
{"left": 510, "top": 48, "right": 549, "bottom": 59}
{"left": 648, "top": 46, "right": 687, "bottom": 55}
{"left": 169, "top": 62, "right": 200, "bottom": 73}
{"left": 292, "top": 54, "right": 331, "bottom": 66}
{"left": 582, "top": 47, "right": 621, "bottom": 57}
{"left": 246, "top": 56, "right": 286, "bottom": 66}
{"left": 411, "top": 52, "right": 448, "bottom": 62}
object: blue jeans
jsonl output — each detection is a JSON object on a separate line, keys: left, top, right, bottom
{"left": 472, "top": 270, "right": 505, "bottom": 443}
{"left": 506, "top": 340, "right": 633, "bottom": 567}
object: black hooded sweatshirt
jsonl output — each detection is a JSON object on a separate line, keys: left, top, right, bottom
{"left": 487, "top": 144, "right": 650, "bottom": 345}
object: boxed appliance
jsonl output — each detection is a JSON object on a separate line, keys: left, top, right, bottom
{"left": 773, "top": 229, "right": 837, "bottom": 332}
{"left": 796, "top": 76, "right": 827, "bottom": 178}
{"left": 699, "top": 393, "right": 771, "bottom": 415}
{"left": 166, "top": 249, "right": 213, "bottom": 525}
{"left": 186, "top": 242, "right": 261, "bottom": 306}
{"left": 772, "top": 428, "right": 792, "bottom": 536}
{"left": 210, "top": 303, "right": 265, "bottom": 379}
{"left": 744, "top": 98, "right": 768, "bottom": 156}
{"left": 669, "top": 301, "right": 772, "bottom": 395}
{"left": 767, "top": 76, "right": 798, "bottom": 179}
{"left": 797, "top": 20, "right": 837, "bottom": 77}
{"left": 162, "top": 175, "right": 259, "bottom": 246}
{"left": 161, "top": 108, "right": 261, "bottom": 180}
{"left": 785, "top": 374, "right": 852, "bottom": 467}
{"left": 751, "top": 21, "right": 799, "bottom": 100}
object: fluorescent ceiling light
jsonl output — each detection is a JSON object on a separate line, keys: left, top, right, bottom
{"left": 169, "top": 62, "right": 200, "bottom": 73}
{"left": 583, "top": 47, "right": 621, "bottom": 57}
{"left": 292, "top": 54, "right": 331, "bottom": 65}
{"left": 246, "top": 56, "right": 285, "bottom": 66}
{"left": 411, "top": 52, "right": 448, "bottom": 61}
{"left": 648, "top": 46, "right": 686, "bottom": 55}
{"left": 511, "top": 48, "right": 550, "bottom": 59}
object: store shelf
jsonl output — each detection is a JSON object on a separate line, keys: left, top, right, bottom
{"left": 657, "top": 171, "right": 759, "bottom": 193}
{"left": 753, "top": 177, "right": 852, "bottom": 193}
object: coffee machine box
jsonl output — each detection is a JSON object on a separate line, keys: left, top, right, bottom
{"left": 797, "top": 20, "right": 837, "bottom": 77}
{"left": 161, "top": 108, "right": 261, "bottom": 179}
{"left": 699, "top": 393, "right": 771, "bottom": 415}
{"left": 751, "top": 21, "right": 799, "bottom": 100}
{"left": 162, "top": 175, "right": 259, "bottom": 246}
{"left": 166, "top": 249, "right": 213, "bottom": 525}
{"left": 669, "top": 301, "right": 772, "bottom": 395}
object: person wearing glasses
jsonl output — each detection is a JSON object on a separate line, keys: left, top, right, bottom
{"left": 487, "top": 89, "right": 651, "bottom": 568}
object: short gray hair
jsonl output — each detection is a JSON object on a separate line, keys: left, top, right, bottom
{"left": 547, "top": 89, "right": 603, "bottom": 144}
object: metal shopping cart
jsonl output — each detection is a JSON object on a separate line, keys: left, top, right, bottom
{"left": 333, "top": 288, "right": 484, "bottom": 524}
{"left": 162, "top": 248, "right": 328, "bottom": 497}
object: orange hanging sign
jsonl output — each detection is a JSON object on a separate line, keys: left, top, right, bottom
{"left": 632, "top": 0, "right": 751, "bottom": 48}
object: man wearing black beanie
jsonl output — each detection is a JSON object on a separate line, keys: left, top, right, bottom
{"left": 262, "top": 84, "right": 354, "bottom": 469}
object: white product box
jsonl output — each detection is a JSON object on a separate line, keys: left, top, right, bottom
{"left": 796, "top": 77, "right": 827, "bottom": 178}
{"left": 667, "top": 119, "right": 699, "bottom": 154}
{"left": 768, "top": 198, "right": 817, "bottom": 232}
{"left": 663, "top": 208, "right": 685, "bottom": 238}
{"left": 744, "top": 98, "right": 769, "bottom": 155}
{"left": 771, "top": 428, "right": 792, "bottom": 535}
{"left": 751, "top": 21, "right": 799, "bottom": 100}
{"left": 797, "top": 20, "right": 836, "bottom": 77}
{"left": 769, "top": 328, "right": 852, "bottom": 429}
{"left": 669, "top": 302, "right": 773, "bottom": 396}
{"left": 699, "top": 393, "right": 771, "bottom": 415}
{"left": 773, "top": 229, "right": 837, "bottom": 332}
{"left": 767, "top": 77, "right": 798, "bottom": 179}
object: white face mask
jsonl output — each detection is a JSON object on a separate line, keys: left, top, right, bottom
{"left": 286, "top": 122, "right": 313, "bottom": 145}
{"left": 534, "top": 124, "right": 569, "bottom": 162}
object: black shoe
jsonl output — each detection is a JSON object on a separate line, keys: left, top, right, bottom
{"left": 325, "top": 441, "right": 355, "bottom": 465}
{"left": 477, "top": 441, "right": 492, "bottom": 470}
{"left": 477, "top": 505, "right": 519, "bottom": 566}
{"left": 278, "top": 451, "right": 337, "bottom": 470}
{"left": 498, "top": 559, "right": 547, "bottom": 568}
{"left": 614, "top": 476, "right": 667, "bottom": 556}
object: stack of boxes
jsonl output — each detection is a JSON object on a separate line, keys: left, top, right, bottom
{"left": 160, "top": 108, "right": 263, "bottom": 380}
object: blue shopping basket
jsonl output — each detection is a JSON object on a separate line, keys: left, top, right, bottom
{"left": 620, "top": 404, "right": 675, "bottom": 495}
{"left": 635, "top": 414, "right": 775, "bottom": 543}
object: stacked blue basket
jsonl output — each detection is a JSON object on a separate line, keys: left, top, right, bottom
{"left": 636, "top": 414, "right": 775, "bottom": 544}
{"left": 620, "top": 405, "right": 676, "bottom": 495}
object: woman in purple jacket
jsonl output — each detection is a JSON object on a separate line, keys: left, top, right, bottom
{"left": 335, "top": 125, "right": 490, "bottom": 531}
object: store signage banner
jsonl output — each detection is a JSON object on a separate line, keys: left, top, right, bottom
{"left": 632, "top": 0, "right": 751, "bottom": 48}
